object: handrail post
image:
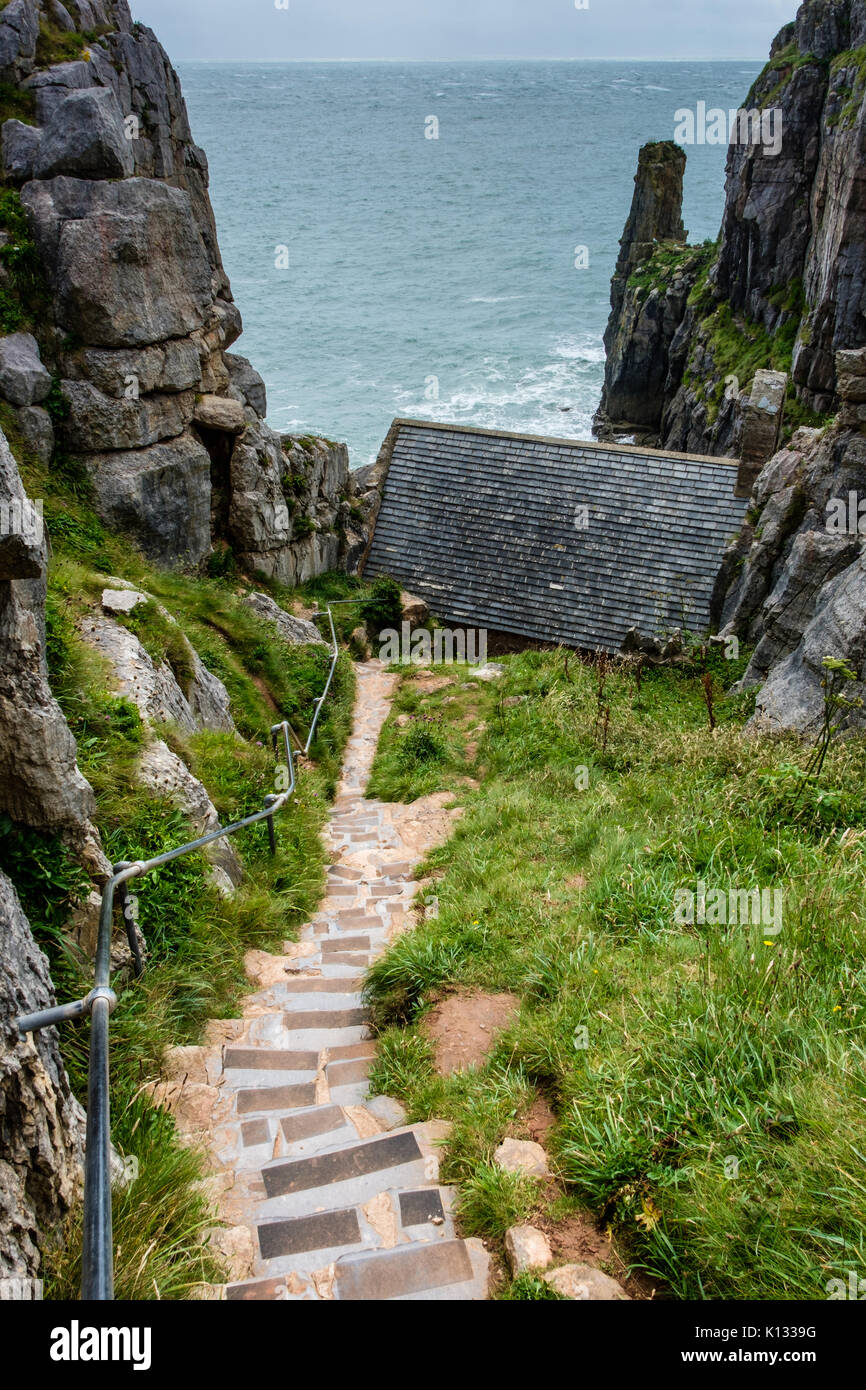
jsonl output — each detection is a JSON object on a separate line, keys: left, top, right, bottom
{"left": 305, "top": 605, "right": 339, "bottom": 755}
{"left": 264, "top": 796, "right": 278, "bottom": 856}
{"left": 81, "top": 991, "right": 113, "bottom": 1300}
{"left": 115, "top": 864, "right": 145, "bottom": 979}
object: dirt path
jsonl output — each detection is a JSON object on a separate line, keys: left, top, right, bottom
{"left": 157, "top": 660, "right": 489, "bottom": 1300}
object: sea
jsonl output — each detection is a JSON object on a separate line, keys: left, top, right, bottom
{"left": 178, "top": 60, "right": 763, "bottom": 467}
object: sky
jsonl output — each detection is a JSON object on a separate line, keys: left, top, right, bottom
{"left": 131, "top": 0, "right": 797, "bottom": 63}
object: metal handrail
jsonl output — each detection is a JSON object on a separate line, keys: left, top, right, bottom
{"left": 16, "top": 605, "right": 349, "bottom": 1300}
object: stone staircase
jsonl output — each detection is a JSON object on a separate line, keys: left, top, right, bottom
{"left": 200, "top": 661, "right": 489, "bottom": 1301}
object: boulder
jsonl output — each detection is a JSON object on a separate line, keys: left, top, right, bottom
{"left": 69, "top": 340, "right": 203, "bottom": 398}
{"left": 194, "top": 394, "right": 247, "bottom": 435}
{"left": 543, "top": 1263, "right": 630, "bottom": 1301}
{"left": 101, "top": 587, "right": 147, "bottom": 616}
{"left": 62, "top": 380, "right": 195, "bottom": 451}
{"left": 13, "top": 406, "right": 53, "bottom": 467}
{"left": 0, "top": 1, "right": 40, "bottom": 85}
{"left": 1, "top": 119, "right": 42, "bottom": 184}
{"left": 25, "top": 61, "right": 95, "bottom": 124}
{"left": 21, "top": 177, "right": 213, "bottom": 348}
{"left": 82, "top": 430, "right": 212, "bottom": 566}
{"left": 241, "top": 590, "right": 327, "bottom": 647}
{"left": 469, "top": 663, "right": 505, "bottom": 682}
{"left": 401, "top": 590, "right": 429, "bottom": 624}
{"left": 79, "top": 613, "right": 198, "bottom": 732}
{"left": 0, "top": 429, "right": 98, "bottom": 838}
{"left": 225, "top": 352, "right": 267, "bottom": 418}
{"left": 752, "top": 552, "right": 866, "bottom": 735}
{"left": 188, "top": 648, "right": 235, "bottom": 734}
{"left": 493, "top": 1138, "right": 550, "bottom": 1179}
{"left": 504, "top": 1225, "right": 553, "bottom": 1276}
{"left": 0, "top": 334, "right": 51, "bottom": 408}
{"left": 78, "top": 610, "right": 234, "bottom": 735}
{"left": 34, "top": 87, "right": 135, "bottom": 182}
{"left": 138, "top": 740, "right": 242, "bottom": 890}
{"left": 48, "top": 1, "right": 77, "bottom": 33}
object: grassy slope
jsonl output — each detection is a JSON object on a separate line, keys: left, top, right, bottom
{"left": 363, "top": 650, "right": 866, "bottom": 1300}
{"left": 0, "top": 419, "right": 362, "bottom": 1298}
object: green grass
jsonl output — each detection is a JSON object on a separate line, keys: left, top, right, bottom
{"left": 627, "top": 239, "right": 716, "bottom": 298}
{"left": 0, "top": 188, "right": 49, "bottom": 333}
{"left": 362, "top": 649, "right": 866, "bottom": 1299}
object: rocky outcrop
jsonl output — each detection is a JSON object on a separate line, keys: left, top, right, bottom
{"left": 79, "top": 601, "right": 235, "bottom": 736}
{"left": 597, "top": 1, "right": 866, "bottom": 454}
{"left": 241, "top": 591, "right": 327, "bottom": 647}
{"left": 137, "top": 740, "right": 242, "bottom": 895}
{"left": 0, "top": 429, "right": 104, "bottom": 862}
{"left": 0, "top": 1, "right": 378, "bottom": 579}
{"left": 596, "top": 141, "right": 690, "bottom": 435}
{"left": 713, "top": 350, "right": 866, "bottom": 733}
{"left": 0, "top": 869, "right": 86, "bottom": 1279}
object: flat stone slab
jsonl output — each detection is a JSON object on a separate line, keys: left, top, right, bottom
{"left": 280, "top": 1105, "right": 349, "bottom": 1145}
{"left": 226, "top": 1278, "right": 287, "bottom": 1301}
{"left": 281, "top": 977, "right": 364, "bottom": 994}
{"left": 329, "top": 1041, "right": 376, "bottom": 1062}
{"left": 321, "top": 936, "right": 370, "bottom": 954}
{"left": 278, "top": 1008, "right": 369, "bottom": 1030}
{"left": 399, "top": 1189, "right": 445, "bottom": 1226}
{"left": 237, "top": 1082, "right": 317, "bottom": 1115}
{"left": 263, "top": 1131, "right": 423, "bottom": 1198}
{"left": 327, "top": 1058, "right": 372, "bottom": 1087}
{"left": 257, "top": 1208, "right": 362, "bottom": 1261}
{"left": 241, "top": 1119, "right": 270, "bottom": 1148}
{"left": 334, "top": 1239, "right": 473, "bottom": 1301}
{"left": 225, "top": 1049, "right": 318, "bottom": 1071}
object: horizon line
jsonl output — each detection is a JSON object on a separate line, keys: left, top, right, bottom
{"left": 173, "top": 55, "right": 767, "bottom": 65}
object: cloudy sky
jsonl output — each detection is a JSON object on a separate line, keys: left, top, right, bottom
{"left": 132, "top": 0, "right": 796, "bottom": 62}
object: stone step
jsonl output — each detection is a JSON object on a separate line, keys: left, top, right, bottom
{"left": 257, "top": 1207, "right": 363, "bottom": 1262}
{"left": 333, "top": 1239, "right": 481, "bottom": 1301}
{"left": 237, "top": 1082, "right": 318, "bottom": 1115}
{"left": 320, "top": 936, "right": 371, "bottom": 954}
{"left": 262, "top": 1129, "right": 423, "bottom": 1199}
{"left": 276, "top": 1008, "right": 369, "bottom": 1030}
{"left": 224, "top": 1048, "right": 318, "bottom": 1071}
{"left": 281, "top": 977, "right": 364, "bottom": 994}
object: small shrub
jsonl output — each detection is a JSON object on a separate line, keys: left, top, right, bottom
{"left": 361, "top": 574, "right": 403, "bottom": 637}
{"left": 399, "top": 715, "right": 447, "bottom": 766}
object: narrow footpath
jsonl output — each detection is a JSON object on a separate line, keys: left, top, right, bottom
{"left": 179, "top": 660, "right": 489, "bottom": 1300}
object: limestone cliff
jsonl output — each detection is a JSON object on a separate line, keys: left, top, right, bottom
{"left": 0, "top": 0, "right": 378, "bottom": 573}
{"left": 0, "top": 0, "right": 379, "bottom": 1286}
{"left": 598, "top": 0, "right": 866, "bottom": 733}
{"left": 713, "top": 349, "right": 866, "bottom": 733}
{"left": 597, "top": 0, "right": 866, "bottom": 453}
